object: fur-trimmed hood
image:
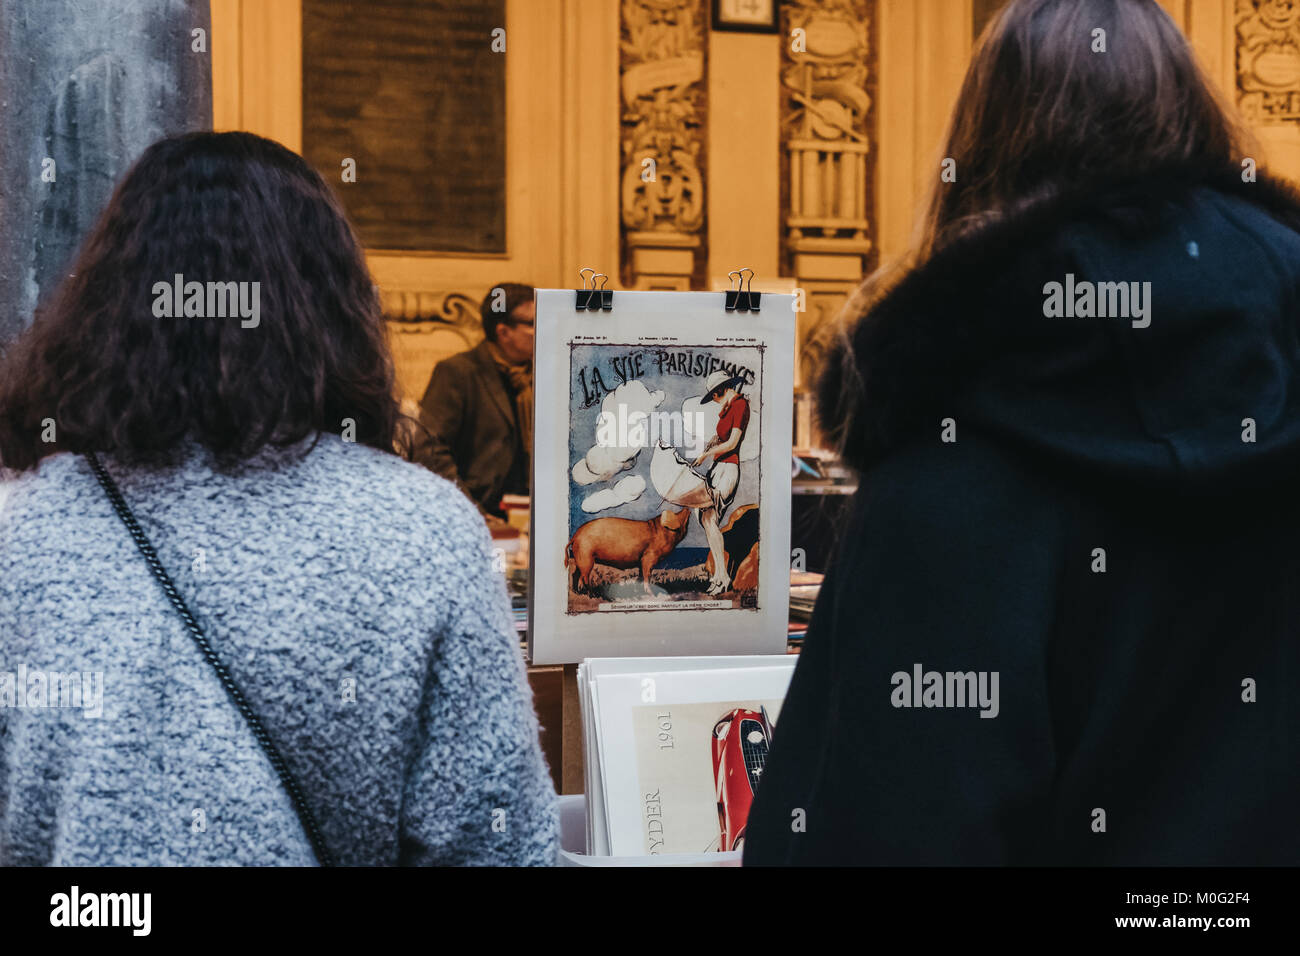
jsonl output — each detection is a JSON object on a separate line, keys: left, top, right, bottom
{"left": 820, "top": 170, "right": 1300, "bottom": 496}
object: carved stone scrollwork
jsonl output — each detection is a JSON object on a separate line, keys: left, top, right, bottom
{"left": 383, "top": 289, "right": 480, "bottom": 330}
{"left": 781, "top": 0, "right": 872, "bottom": 256}
{"left": 620, "top": 0, "right": 707, "bottom": 289}
{"left": 382, "top": 289, "right": 482, "bottom": 404}
{"left": 1236, "top": 0, "right": 1300, "bottom": 124}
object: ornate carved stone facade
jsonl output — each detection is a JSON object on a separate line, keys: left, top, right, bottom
{"left": 780, "top": 0, "right": 874, "bottom": 389}
{"left": 1236, "top": 0, "right": 1300, "bottom": 124}
{"left": 383, "top": 290, "right": 481, "bottom": 405}
{"left": 619, "top": 0, "right": 707, "bottom": 289}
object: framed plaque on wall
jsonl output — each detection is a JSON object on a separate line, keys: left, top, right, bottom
{"left": 711, "top": 0, "right": 778, "bottom": 35}
{"left": 302, "top": 0, "right": 507, "bottom": 253}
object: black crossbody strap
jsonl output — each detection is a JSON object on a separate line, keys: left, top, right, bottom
{"left": 87, "top": 452, "right": 336, "bottom": 867}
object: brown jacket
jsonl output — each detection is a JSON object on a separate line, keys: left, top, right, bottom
{"left": 413, "top": 339, "right": 527, "bottom": 516}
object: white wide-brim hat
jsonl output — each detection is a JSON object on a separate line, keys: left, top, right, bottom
{"left": 700, "top": 369, "right": 745, "bottom": 404}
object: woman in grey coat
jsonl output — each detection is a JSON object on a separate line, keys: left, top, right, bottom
{"left": 0, "top": 131, "right": 558, "bottom": 866}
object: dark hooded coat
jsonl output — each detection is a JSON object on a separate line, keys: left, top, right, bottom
{"left": 745, "top": 172, "right": 1300, "bottom": 865}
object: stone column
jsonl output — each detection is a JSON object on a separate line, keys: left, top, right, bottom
{"left": 779, "top": 0, "right": 874, "bottom": 448}
{"left": 0, "top": 0, "right": 212, "bottom": 348}
{"left": 619, "top": 0, "right": 708, "bottom": 290}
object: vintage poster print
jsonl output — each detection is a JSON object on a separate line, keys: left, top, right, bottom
{"left": 578, "top": 655, "right": 799, "bottom": 856}
{"left": 565, "top": 342, "right": 764, "bottom": 614}
{"left": 530, "top": 289, "right": 794, "bottom": 665}
{"left": 632, "top": 697, "right": 785, "bottom": 855}
{"left": 590, "top": 662, "right": 797, "bottom": 857}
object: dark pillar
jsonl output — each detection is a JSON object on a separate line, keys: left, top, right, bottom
{"left": 0, "top": 0, "right": 212, "bottom": 349}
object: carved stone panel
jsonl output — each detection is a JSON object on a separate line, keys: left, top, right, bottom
{"left": 384, "top": 290, "right": 482, "bottom": 405}
{"left": 781, "top": 0, "right": 873, "bottom": 261}
{"left": 1236, "top": 0, "right": 1300, "bottom": 124}
{"left": 779, "top": 0, "right": 874, "bottom": 420}
{"left": 619, "top": 0, "right": 708, "bottom": 289}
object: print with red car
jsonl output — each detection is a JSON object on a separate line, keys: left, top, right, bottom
{"left": 711, "top": 706, "right": 775, "bottom": 852}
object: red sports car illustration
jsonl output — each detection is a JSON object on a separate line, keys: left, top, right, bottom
{"left": 711, "top": 707, "right": 774, "bottom": 852}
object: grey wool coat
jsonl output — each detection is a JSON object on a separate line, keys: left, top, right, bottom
{"left": 0, "top": 434, "right": 558, "bottom": 865}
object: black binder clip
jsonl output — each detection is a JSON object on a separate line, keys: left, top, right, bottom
{"left": 576, "top": 268, "right": 612, "bottom": 312}
{"left": 725, "top": 268, "right": 760, "bottom": 313}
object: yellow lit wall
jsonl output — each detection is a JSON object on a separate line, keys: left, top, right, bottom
{"left": 210, "top": 0, "right": 1295, "bottom": 406}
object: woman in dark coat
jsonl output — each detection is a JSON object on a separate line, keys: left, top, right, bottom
{"left": 746, "top": 0, "right": 1300, "bottom": 865}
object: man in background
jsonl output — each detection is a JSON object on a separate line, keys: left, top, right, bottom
{"left": 413, "top": 282, "right": 534, "bottom": 521}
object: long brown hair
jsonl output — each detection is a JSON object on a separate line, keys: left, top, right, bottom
{"left": 821, "top": 0, "right": 1256, "bottom": 467}
{"left": 0, "top": 131, "right": 405, "bottom": 471}
{"left": 927, "top": 0, "right": 1250, "bottom": 252}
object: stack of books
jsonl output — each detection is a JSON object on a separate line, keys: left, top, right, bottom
{"left": 788, "top": 570, "right": 823, "bottom": 623}
{"left": 576, "top": 655, "right": 797, "bottom": 859}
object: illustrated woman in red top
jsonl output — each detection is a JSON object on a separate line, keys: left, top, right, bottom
{"left": 693, "top": 369, "right": 750, "bottom": 594}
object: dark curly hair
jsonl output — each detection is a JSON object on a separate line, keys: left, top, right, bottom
{"left": 0, "top": 131, "right": 405, "bottom": 471}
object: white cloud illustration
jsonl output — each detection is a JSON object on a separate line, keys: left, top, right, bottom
{"left": 571, "top": 379, "right": 665, "bottom": 485}
{"left": 581, "top": 474, "right": 647, "bottom": 513}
